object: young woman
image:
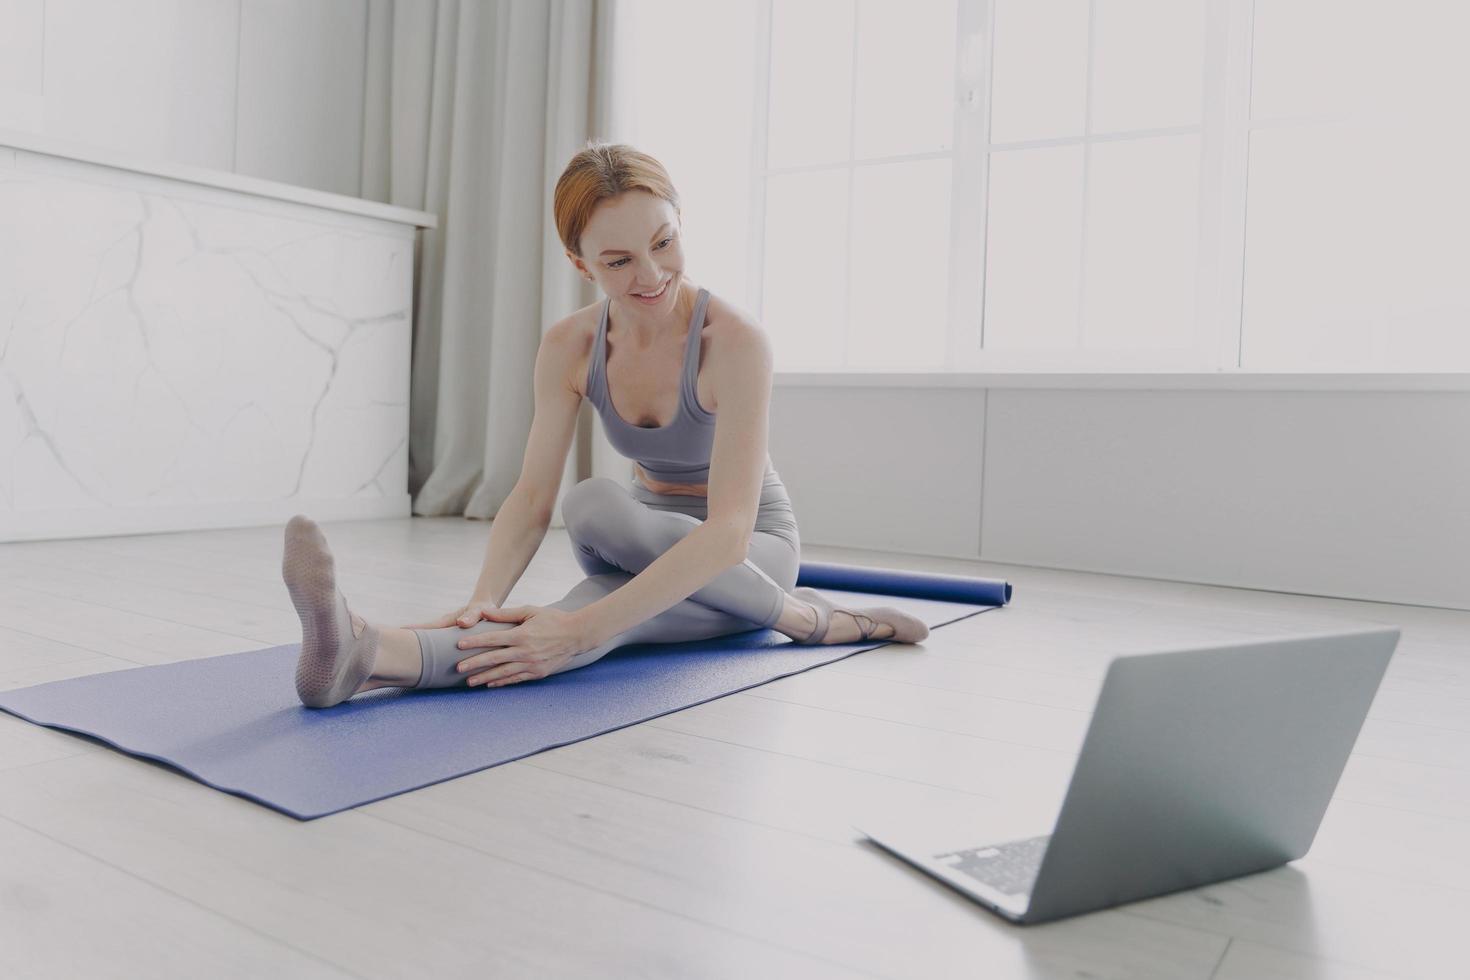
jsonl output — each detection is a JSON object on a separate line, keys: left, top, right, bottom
{"left": 283, "top": 142, "right": 927, "bottom": 708}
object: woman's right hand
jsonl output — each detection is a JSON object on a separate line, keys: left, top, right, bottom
{"left": 402, "top": 598, "right": 500, "bottom": 631}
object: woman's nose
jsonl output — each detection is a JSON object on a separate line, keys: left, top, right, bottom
{"left": 635, "top": 255, "right": 662, "bottom": 281}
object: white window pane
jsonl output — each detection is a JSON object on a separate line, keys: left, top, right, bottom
{"left": 1242, "top": 121, "right": 1470, "bottom": 370}
{"left": 1082, "top": 135, "right": 1201, "bottom": 349}
{"left": 677, "top": 155, "right": 755, "bottom": 313}
{"left": 983, "top": 145, "right": 1085, "bottom": 349}
{"left": 1245, "top": 0, "right": 1470, "bottom": 123}
{"left": 1090, "top": 0, "right": 1204, "bottom": 134}
{"left": 1250, "top": 0, "right": 1378, "bottom": 121}
{"left": 0, "top": 0, "right": 44, "bottom": 96}
{"left": 767, "top": 0, "right": 854, "bottom": 170}
{"left": 852, "top": 0, "right": 958, "bottom": 160}
{"left": 990, "top": 0, "right": 1089, "bottom": 145}
{"left": 614, "top": 0, "right": 755, "bottom": 137}
{"left": 848, "top": 158, "right": 952, "bottom": 368}
{"left": 610, "top": 0, "right": 758, "bottom": 308}
{"left": 1242, "top": 123, "right": 1369, "bottom": 368}
{"left": 763, "top": 169, "right": 849, "bottom": 370}
{"left": 1365, "top": 4, "right": 1470, "bottom": 124}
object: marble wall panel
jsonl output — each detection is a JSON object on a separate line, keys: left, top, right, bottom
{"left": 0, "top": 147, "right": 413, "bottom": 541}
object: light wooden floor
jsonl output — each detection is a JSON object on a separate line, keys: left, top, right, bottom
{"left": 0, "top": 516, "right": 1464, "bottom": 980}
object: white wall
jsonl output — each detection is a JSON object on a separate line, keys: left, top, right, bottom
{"left": 0, "top": 0, "right": 372, "bottom": 197}
{"left": 769, "top": 380, "right": 1470, "bottom": 611}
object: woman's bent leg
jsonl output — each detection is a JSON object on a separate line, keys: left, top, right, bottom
{"left": 559, "top": 530, "right": 801, "bottom": 671}
{"left": 562, "top": 477, "right": 797, "bottom": 626}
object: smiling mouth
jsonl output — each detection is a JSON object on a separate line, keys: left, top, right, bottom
{"left": 633, "top": 281, "right": 669, "bottom": 299}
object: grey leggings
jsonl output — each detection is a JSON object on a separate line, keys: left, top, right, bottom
{"left": 409, "top": 473, "right": 802, "bottom": 688}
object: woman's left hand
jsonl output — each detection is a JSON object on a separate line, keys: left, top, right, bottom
{"left": 453, "top": 605, "right": 591, "bottom": 687}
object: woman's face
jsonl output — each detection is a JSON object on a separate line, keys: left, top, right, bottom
{"left": 571, "top": 190, "right": 685, "bottom": 309}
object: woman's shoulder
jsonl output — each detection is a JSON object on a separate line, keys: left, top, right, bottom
{"left": 701, "top": 289, "right": 765, "bottom": 345}
{"left": 700, "top": 291, "right": 774, "bottom": 417}
{"left": 544, "top": 301, "right": 603, "bottom": 399}
{"left": 552, "top": 298, "right": 604, "bottom": 343}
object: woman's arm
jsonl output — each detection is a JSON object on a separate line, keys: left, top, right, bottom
{"left": 468, "top": 488, "right": 552, "bottom": 606}
{"left": 463, "top": 314, "right": 585, "bottom": 605}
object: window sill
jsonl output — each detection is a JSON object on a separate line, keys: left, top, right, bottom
{"left": 772, "top": 371, "right": 1470, "bottom": 392}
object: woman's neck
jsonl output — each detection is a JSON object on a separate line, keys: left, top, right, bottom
{"left": 611, "top": 278, "right": 698, "bottom": 347}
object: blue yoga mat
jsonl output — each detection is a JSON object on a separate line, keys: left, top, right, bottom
{"left": 0, "top": 562, "right": 1011, "bottom": 820}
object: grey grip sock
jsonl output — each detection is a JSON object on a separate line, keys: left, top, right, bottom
{"left": 282, "top": 514, "right": 380, "bottom": 707}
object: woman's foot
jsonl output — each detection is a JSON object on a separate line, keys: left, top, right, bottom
{"left": 282, "top": 514, "right": 381, "bottom": 707}
{"left": 786, "top": 587, "right": 929, "bottom": 645}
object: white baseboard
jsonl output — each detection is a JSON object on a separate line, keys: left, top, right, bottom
{"left": 1, "top": 494, "right": 413, "bottom": 543}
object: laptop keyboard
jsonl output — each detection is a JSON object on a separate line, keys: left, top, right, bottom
{"left": 932, "top": 835, "right": 1051, "bottom": 898}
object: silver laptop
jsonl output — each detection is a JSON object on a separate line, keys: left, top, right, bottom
{"left": 856, "top": 626, "right": 1400, "bottom": 924}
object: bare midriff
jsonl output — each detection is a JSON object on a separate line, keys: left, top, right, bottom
{"left": 634, "top": 463, "right": 708, "bottom": 497}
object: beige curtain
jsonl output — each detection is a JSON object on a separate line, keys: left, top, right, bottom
{"left": 361, "top": 0, "right": 616, "bottom": 525}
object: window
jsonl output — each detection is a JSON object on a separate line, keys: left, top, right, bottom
{"left": 609, "top": 0, "right": 1470, "bottom": 373}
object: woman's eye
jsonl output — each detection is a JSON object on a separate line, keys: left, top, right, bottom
{"left": 608, "top": 237, "right": 673, "bottom": 269}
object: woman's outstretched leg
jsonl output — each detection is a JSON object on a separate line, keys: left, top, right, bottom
{"left": 281, "top": 512, "right": 790, "bottom": 705}
{"left": 283, "top": 479, "right": 925, "bottom": 705}
{"left": 279, "top": 510, "right": 778, "bottom": 704}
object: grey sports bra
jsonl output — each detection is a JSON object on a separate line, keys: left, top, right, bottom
{"left": 585, "top": 286, "right": 717, "bottom": 484}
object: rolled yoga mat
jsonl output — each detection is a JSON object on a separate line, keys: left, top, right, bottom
{"left": 0, "top": 562, "right": 1012, "bottom": 820}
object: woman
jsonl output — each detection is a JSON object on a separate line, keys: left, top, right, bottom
{"left": 283, "top": 142, "right": 928, "bottom": 708}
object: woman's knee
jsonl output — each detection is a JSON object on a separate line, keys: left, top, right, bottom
{"left": 552, "top": 572, "right": 628, "bottom": 608}
{"left": 561, "top": 477, "right": 631, "bottom": 533}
